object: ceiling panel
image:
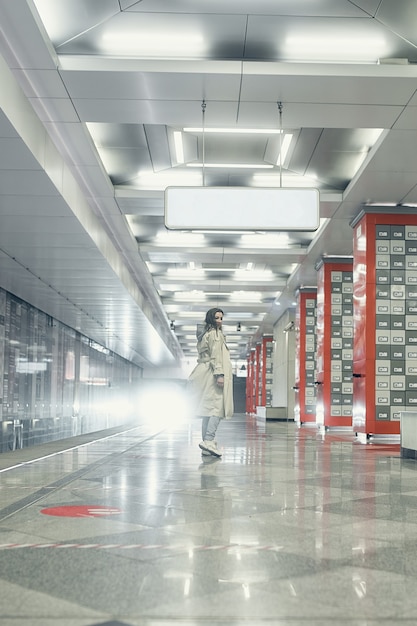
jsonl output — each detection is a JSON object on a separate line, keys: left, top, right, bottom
{"left": 0, "top": 195, "right": 71, "bottom": 216}
{"left": 29, "top": 97, "right": 81, "bottom": 123}
{"left": 364, "top": 131, "right": 417, "bottom": 172}
{"left": 245, "top": 15, "right": 417, "bottom": 63}
{"left": 71, "top": 99, "right": 240, "bottom": 127}
{"left": 393, "top": 106, "right": 417, "bottom": 130}
{"left": 376, "top": 0, "right": 417, "bottom": 48}
{"left": 60, "top": 70, "right": 242, "bottom": 101}
{"left": 54, "top": 12, "right": 249, "bottom": 58}
{"left": 238, "top": 102, "right": 403, "bottom": 130}
{"left": 122, "top": 0, "right": 371, "bottom": 17}
{"left": 240, "top": 73, "right": 417, "bottom": 106}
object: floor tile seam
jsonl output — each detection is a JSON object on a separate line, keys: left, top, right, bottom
{"left": 302, "top": 492, "right": 409, "bottom": 507}
{"left": 0, "top": 426, "right": 153, "bottom": 474}
{"left": 0, "top": 429, "right": 166, "bottom": 524}
{"left": 0, "top": 541, "right": 290, "bottom": 555}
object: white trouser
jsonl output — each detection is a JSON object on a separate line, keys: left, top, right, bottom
{"left": 202, "top": 415, "right": 221, "bottom": 441}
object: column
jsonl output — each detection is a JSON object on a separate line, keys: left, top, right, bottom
{"left": 315, "top": 257, "right": 354, "bottom": 430}
{"left": 294, "top": 288, "right": 317, "bottom": 425}
{"left": 351, "top": 207, "right": 417, "bottom": 440}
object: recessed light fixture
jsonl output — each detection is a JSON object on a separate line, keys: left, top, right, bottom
{"left": 276, "top": 134, "right": 293, "bottom": 166}
{"left": 101, "top": 32, "right": 206, "bottom": 56}
{"left": 183, "top": 128, "right": 285, "bottom": 134}
{"left": 230, "top": 291, "right": 262, "bottom": 302}
{"left": 253, "top": 173, "right": 318, "bottom": 187}
{"left": 137, "top": 170, "right": 201, "bottom": 189}
{"left": 173, "top": 131, "right": 185, "bottom": 164}
{"left": 187, "top": 163, "right": 273, "bottom": 169}
{"left": 284, "top": 34, "right": 387, "bottom": 63}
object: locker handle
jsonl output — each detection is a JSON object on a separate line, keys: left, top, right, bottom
{"left": 314, "top": 381, "right": 323, "bottom": 385}
{"left": 292, "top": 386, "right": 299, "bottom": 390}
{"left": 352, "top": 373, "right": 363, "bottom": 378}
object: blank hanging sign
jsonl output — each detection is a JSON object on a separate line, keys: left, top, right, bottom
{"left": 164, "top": 187, "right": 320, "bottom": 231}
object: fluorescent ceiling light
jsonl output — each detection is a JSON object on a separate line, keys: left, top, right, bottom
{"left": 224, "top": 312, "right": 260, "bottom": 320}
{"left": 174, "top": 291, "right": 206, "bottom": 301}
{"left": 235, "top": 269, "right": 275, "bottom": 280}
{"left": 366, "top": 202, "right": 397, "bottom": 207}
{"left": 173, "top": 131, "right": 185, "bottom": 164}
{"left": 231, "top": 291, "right": 262, "bottom": 302}
{"left": 167, "top": 268, "right": 205, "bottom": 278}
{"left": 136, "top": 170, "right": 202, "bottom": 189}
{"left": 252, "top": 173, "right": 318, "bottom": 187}
{"left": 276, "top": 134, "right": 293, "bottom": 166}
{"left": 184, "top": 267, "right": 275, "bottom": 280}
{"left": 193, "top": 230, "right": 248, "bottom": 235}
{"left": 202, "top": 267, "right": 238, "bottom": 272}
{"left": 240, "top": 233, "right": 291, "bottom": 246}
{"left": 156, "top": 231, "right": 205, "bottom": 245}
{"left": 184, "top": 128, "right": 284, "bottom": 134}
{"left": 101, "top": 32, "right": 206, "bottom": 56}
{"left": 187, "top": 163, "right": 273, "bottom": 169}
{"left": 284, "top": 35, "right": 387, "bottom": 63}
{"left": 167, "top": 311, "right": 207, "bottom": 318}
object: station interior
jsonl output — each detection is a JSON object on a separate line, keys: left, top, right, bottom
{"left": 2, "top": 1, "right": 417, "bottom": 625}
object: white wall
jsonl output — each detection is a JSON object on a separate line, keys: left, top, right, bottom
{"left": 272, "top": 310, "right": 296, "bottom": 417}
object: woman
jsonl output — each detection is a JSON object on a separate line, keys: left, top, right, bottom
{"left": 188, "top": 307, "right": 234, "bottom": 457}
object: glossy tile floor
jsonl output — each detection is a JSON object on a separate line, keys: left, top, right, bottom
{"left": 0, "top": 413, "right": 416, "bottom": 625}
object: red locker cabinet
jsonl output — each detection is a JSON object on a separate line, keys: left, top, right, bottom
{"left": 351, "top": 207, "right": 417, "bottom": 441}
{"left": 315, "top": 257, "right": 353, "bottom": 430}
{"left": 254, "top": 343, "right": 261, "bottom": 410}
{"left": 256, "top": 336, "right": 273, "bottom": 408}
{"left": 246, "top": 349, "right": 256, "bottom": 414}
{"left": 294, "top": 288, "right": 317, "bottom": 425}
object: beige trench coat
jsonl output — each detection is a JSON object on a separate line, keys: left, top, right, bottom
{"left": 188, "top": 327, "right": 234, "bottom": 419}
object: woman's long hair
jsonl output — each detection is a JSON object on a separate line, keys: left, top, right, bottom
{"left": 205, "top": 307, "right": 224, "bottom": 330}
{"left": 197, "top": 307, "right": 224, "bottom": 341}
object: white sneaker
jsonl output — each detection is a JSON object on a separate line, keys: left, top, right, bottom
{"left": 201, "top": 439, "right": 217, "bottom": 456}
{"left": 199, "top": 440, "right": 222, "bottom": 457}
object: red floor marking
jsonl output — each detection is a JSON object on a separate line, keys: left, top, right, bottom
{"left": 40, "top": 505, "right": 121, "bottom": 518}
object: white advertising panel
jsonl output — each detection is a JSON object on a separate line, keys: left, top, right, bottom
{"left": 165, "top": 187, "right": 320, "bottom": 231}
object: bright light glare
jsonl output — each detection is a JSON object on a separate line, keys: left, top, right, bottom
{"left": 137, "top": 383, "right": 192, "bottom": 428}
{"left": 284, "top": 35, "right": 387, "bottom": 62}
{"left": 101, "top": 32, "right": 206, "bottom": 57}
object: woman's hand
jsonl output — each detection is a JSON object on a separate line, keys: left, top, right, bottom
{"left": 216, "top": 375, "right": 224, "bottom": 387}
